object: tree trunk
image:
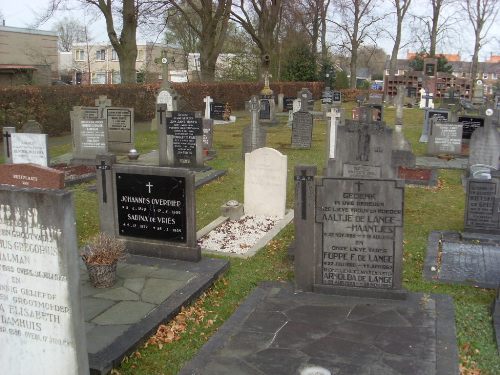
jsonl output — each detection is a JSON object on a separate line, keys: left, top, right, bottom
{"left": 470, "top": 31, "right": 480, "bottom": 83}
{"left": 350, "top": 43, "right": 358, "bottom": 88}
{"left": 429, "top": 0, "right": 441, "bottom": 57}
{"left": 389, "top": 9, "right": 403, "bottom": 75}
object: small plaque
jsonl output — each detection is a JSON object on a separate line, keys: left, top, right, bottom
{"left": 343, "top": 164, "right": 381, "bottom": 179}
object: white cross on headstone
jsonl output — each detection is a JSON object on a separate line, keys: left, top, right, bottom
{"left": 203, "top": 96, "right": 213, "bottom": 119}
{"left": 146, "top": 182, "right": 153, "bottom": 193}
{"left": 326, "top": 108, "right": 340, "bottom": 159}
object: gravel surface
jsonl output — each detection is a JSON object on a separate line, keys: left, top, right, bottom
{"left": 198, "top": 215, "right": 279, "bottom": 255}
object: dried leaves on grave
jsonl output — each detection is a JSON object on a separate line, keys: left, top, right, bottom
{"left": 81, "top": 232, "right": 126, "bottom": 265}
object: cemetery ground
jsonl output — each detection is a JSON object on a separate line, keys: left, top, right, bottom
{"left": 2, "top": 104, "right": 498, "bottom": 374}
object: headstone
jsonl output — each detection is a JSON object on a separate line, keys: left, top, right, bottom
{"left": 259, "top": 97, "right": 272, "bottom": 120}
{"left": 244, "top": 147, "right": 287, "bottom": 219}
{"left": 284, "top": 97, "right": 295, "bottom": 111}
{"left": 392, "top": 85, "right": 416, "bottom": 169}
{"left": 104, "top": 107, "right": 134, "bottom": 153}
{"left": 0, "top": 163, "right": 64, "bottom": 189}
{"left": 419, "top": 108, "right": 450, "bottom": 143}
{"left": 326, "top": 108, "right": 341, "bottom": 159}
{"left": 458, "top": 115, "right": 485, "bottom": 140}
{"left": 202, "top": 118, "right": 215, "bottom": 156}
{"left": 419, "top": 88, "right": 434, "bottom": 109}
{"left": 158, "top": 90, "right": 177, "bottom": 110}
{"left": 291, "top": 111, "right": 313, "bottom": 149}
{"left": 0, "top": 185, "right": 89, "bottom": 374}
{"left": 427, "top": 120, "right": 463, "bottom": 155}
{"left": 277, "top": 93, "right": 284, "bottom": 112}
{"left": 96, "top": 159, "right": 200, "bottom": 261}
{"left": 2, "top": 126, "right": 15, "bottom": 164}
{"left": 95, "top": 95, "right": 112, "bottom": 118}
{"left": 160, "top": 111, "right": 204, "bottom": 168}
{"left": 297, "top": 88, "right": 314, "bottom": 111}
{"left": 321, "top": 88, "right": 334, "bottom": 113}
{"left": 468, "top": 109, "right": 500, "bottom": 170}
{"left": 293, "top": 165, "right": 405, "bottom": 298}
{"left": 10, "top": 133, "right": 49, "bottom": 167}
{"left": 210, "top": 102, "right": 225, "bottom": 121}
{"left": 242, "top": 96, "right": 267, "bottom": 156}
{"left": 70, "top": 107, "right": 107, "bottom": 164}
{"left": 203, "top": 96, "right": 213, "bottom": 119}
{"left": 327, "top": 109, "right": 395, "bottom": 179}
{"left": 472, "top": 80, "right": 485, "bottom": 106}
{"left": 332, "top": 91, "right": 342, "bottom": 105}
{"left": 441, "top": 87, "right": 460, "bottom": 108}
{"left": 464, "top": 171, "right": 500, "bottom": 234}
{"left": 20, "top": 120, "right": 42, "bottom": 134}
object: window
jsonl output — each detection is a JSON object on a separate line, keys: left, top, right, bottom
{"left": 75, "top": 49, "right": 85, "bottom": 61}
{"left": 111, "top": 50, "right": 119, "bottom": 61}
{"left": 91, "top": 71, "right": 106, "bottom": 84}
{"left": 483, "top": 73, "right": 489, "bottom": 80}
{"left": 112, "top": 71, "right": 121, "bottom": 84}
{"left": 136, "top": 49, "right": 144, "bottom": 61}
{"left": 96, "top": 49, "right": 106, "bottom": 61}
{"left": 493, "top": 73, "right": 498, "bottom": 80}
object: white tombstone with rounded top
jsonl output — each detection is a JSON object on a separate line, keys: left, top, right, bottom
{"left": 244, "top": 147, "right": 287, "bottom": 219}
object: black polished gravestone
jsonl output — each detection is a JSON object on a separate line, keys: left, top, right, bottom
{"left": 210, "top": 102, "right": 225, "bottom": 121}
{"left": 458, "top": 115, "right": 484, "bottom": 140}
{"left": 283, "top": 97, "right": 295, "bottom": 111}
{"left": 259, "top": 98, "right": 271, "bottom": 120}
{"left": 164, "top": 111, "right": 204, "bottom": 168}
{"left": 116, "top": 173, "right": 187, "bottom": 242}
{"left": 97, "top": 159, "right": 200, "bottom": 261}
{"left": 291, "top": 111, "right": 313, "bottom": 148}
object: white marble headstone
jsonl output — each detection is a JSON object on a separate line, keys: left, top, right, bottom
{"left": 157, "top": 90, "right": 174, "bottom": 109}
{"left": 326, "top": 108, "right": 341, "bottom": 159}
{"left": 244, "top": 147, "right": 287, "bottom": 219}
{"left": 293, "top": 99, "right": 301, "bottom": 113}
{"left": 10, "top": 133, "right": 48, "bottom": 167}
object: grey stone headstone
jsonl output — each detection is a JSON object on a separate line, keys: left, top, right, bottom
{"left": 242, "top": 125, "right": 267, "bottom": 156}
{"left": 97, "top": 163, "right": 200, "bottom": 261}
{"left": 0, "top": 185, "right": 89, "bottom": 374}
{"left": 95, "top": 95, "right": 112, "bottom": 118}
{"left": 161, "top": 111, "right": 204, "bottom": 168}
{"left": 2, "top": 126, "right": 16, "bottom": 164}
{"left": 419, "top": 109, "right": 450, "bottom": 143}
{"left": 468, "top": 111, "right": 500, "bottom": 169}
{"left": 202, "top": 118, "right": 214, "bottom": 155}
{"left": 20, "top": 120, "right": 42, "bottom": 134}
{"left": 297, "top": 88, "right": 313, "bottom": 111}
{"left": 316, "top": 178, "right": 404, "bottom": 291}
{"left": 326, "top": 118, "right": 395, "bottom": 179}
{"left": 104, "top": 107, "right": 135, "bottom": 153}
{"left": 291, "top": 111, "right": 313, "bottom": 149}
{"left": 427, "top": 120, "right": 463, "bottom": 155}
{"left": 71, "top": 107, "right": 108, "bottom": 164}
{"left": 464, "top": 172, "right": 500, "bottom": 234}
{"left": 277, "top": 93, "right": 284, "bottom": 112}
{"left": 10, "top": 133, "right": 49, "bottom": 167}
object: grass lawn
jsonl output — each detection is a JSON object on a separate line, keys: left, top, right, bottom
{"left": 9, "top": 102, "right": 498, "bottom": 374}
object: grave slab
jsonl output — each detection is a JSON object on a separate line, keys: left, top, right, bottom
{"left": 179, "top": 282, "right": 458, "bottom": 375}
{"left": 83, "top": 254, "right": 229, "bottom": 374}
{"left": 424, "top": 230, "right": 500, "bottom": 288}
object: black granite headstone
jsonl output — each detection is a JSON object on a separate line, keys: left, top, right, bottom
{"left": 458, "top": 115, "right": 484, "bottom": 140}
{"left": 259, "top": 99, "right": 271, "bottom": 120}
{"left": 116, "top": 173, "right": 187, "bottom": 241}
{"left": 210, "top": 102, "right": 225, "bottom": 121}
{"left": 166, "top": 111, "right": 203, "bottom": 167}
{"left": 284, "top": 97, "right": 295, "bottom": 111}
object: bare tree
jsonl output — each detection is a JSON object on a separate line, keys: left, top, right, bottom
{"left": 165, "top": 0, "right": 232, "bottom": 82}
{"left": 460, "top": 0, "right": 499, "bottom": 82}
{"left": 388, "top": 0, "right": 412, "bottom": 75}
{"left": 329, "top": 0, "right": 387, "bottom": 88}
{"left": 39, "top": 1, "right": 169, "bottom": 84}
{"left": 53, "top": 17, "right": 86, "bottom": 51}
{"left": 231, "top": 0, "right": 284, "bottom": 72}
{"left": 320, "top": 0, "right": 331, "bottom": 62}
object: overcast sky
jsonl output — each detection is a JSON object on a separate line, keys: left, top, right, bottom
{"left": 1, "top": 0, "right": 498, "bottom": 61}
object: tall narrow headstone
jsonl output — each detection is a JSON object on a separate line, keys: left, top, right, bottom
{"left": 243, "top": 96, "right": 267, "bottom": 156}
{"left": 160, "top": 111, "right": 204, "bottom": 168}
{"left": 392, "top": 85, "right": 416, "bottom": 169}
{"left": 326, "top": 108, "right": 341, "bottom": 160}
{"left": 0, "top": 185, "right": 89, "bottom": 374}
{"left": 291, "top": 92, "right": 314, "bottom": 148}
{"left": 203, "top": 96, "right": 213, "bottom": 119}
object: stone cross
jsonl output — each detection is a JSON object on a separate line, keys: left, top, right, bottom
{"left": 156, "top": 105, "right": 166, "bottom": 125}
{"left": 2, "top": 128, "right": 12, "bottom": 158}
{"left": 419, "top": 88, "right": 434, "bottom": 108}
{"left": 300, "top": 92, "right": 309, "bottom": 111}
{"left": 96, "top": 160, "right": 111, "bottom": 203}
{"left": 160, "top": 50, "right": 174, "bottom": 90}
{"left": 249, "top": 96, "right": 261, "bottom": 149}
{"left": 395, "top": 85, "right": 405, "bottom": 127}
{"left": 203, "top": 96, "right": 213, "bottom": 119}
{"left": 326, "top": 108, "right": 340, "bottom": 159}
{"left": 95, "top": 95, "right": 112, "bottom": 118}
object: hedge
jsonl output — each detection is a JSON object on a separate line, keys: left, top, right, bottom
{"left": 0, "top": 82, "right": 372, "bottom": 136}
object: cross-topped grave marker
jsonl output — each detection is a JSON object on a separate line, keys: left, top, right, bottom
{"left": 243, "top": 95, "right": 267, "bottom": 156}
{"left": 2, "top": 126, "right": 15, "bottom": 163}
{"left": 203, "top": 96, "right": 213, "bottom": 119}
{"left": 326, "top": 108, "right": 341, "bottom": 159}
{"left": 291, "top": 91, "right": 314, "bottom": 149}
{"left": 95, "top": 95, "right": 112, "bottom": 118}
{"left": 419, "top": 88, "right": 434, "bottom": 109}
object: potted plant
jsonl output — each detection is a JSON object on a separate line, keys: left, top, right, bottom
{"left": 81, "top": 232, "right": 126, "bottom": 288}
